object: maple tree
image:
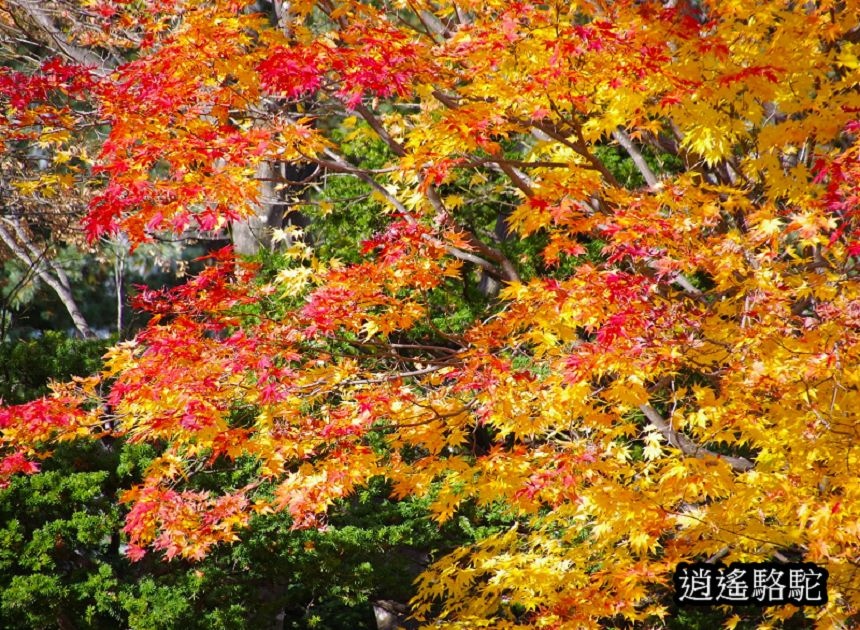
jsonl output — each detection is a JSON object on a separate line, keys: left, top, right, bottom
{"left": 0, "top": 334, "right": 447, "bottom": 629}
{"left": 1, "top": 0, "right": 860, "bottom": 627}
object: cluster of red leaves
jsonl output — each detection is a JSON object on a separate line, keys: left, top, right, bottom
{"left": 0, "top": 58, "right": 94, "bottom": 108}
{"left": 0, "top": 393, "right": 94, "bottom": 488}
{"left": 816, "top": 121, "right": 860, "bottom": 255}
{"left": 259, "top": 21, "right": 433, "bottom": 107}
{"left": 122, "top": 485, "right": 251, "bottom": 561}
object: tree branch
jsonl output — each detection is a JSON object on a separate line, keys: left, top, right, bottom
{"left": 613, "top": 128, "right": 659, "bottom": 188}
{"left": 11, "top": 0, "right": 115, "bottom": 75}
{"left": 639, "top": 403, "right": 753, "bottom": 472}
{"left": 320, "top": 147, "right": 516, "bottom": 280}
{"left": 0, "top": 219, "right": 94, "bottom": 338}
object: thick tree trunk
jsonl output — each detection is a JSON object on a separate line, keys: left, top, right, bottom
{"left": 373, "top": 600, "right": 417, "bottom": 630}
{"left": 232, "top": 160, "right": 314, "bottom": 255}
{"left": 232, "top": 161, "right": 282, "bottom": 255}
{"left": 477, "top": 208, "right": 514, "bottom": 297}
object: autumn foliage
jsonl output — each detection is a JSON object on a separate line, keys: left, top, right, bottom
{"left": 2, "top": 0, "right": 860, "bottom": 626}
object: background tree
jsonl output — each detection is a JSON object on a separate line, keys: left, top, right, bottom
{"left": 0, "top": 0, "right": 119, "bottom": 337}
{"left": 0, "top": 0, "right": 233, "bottom": 339}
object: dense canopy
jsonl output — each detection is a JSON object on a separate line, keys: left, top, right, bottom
{"left": 1, "top": 0, "right": 859, "bottom": 626}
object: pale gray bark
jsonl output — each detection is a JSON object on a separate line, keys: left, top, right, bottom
{"left": 0, "top": 218, "right": 94, "bottom": 338}
{"left": 229, "top": 2, "right": 297, "bottom": 256}
{"left": 373, "top": 600, "right": 416, "bottom": 630}
{"left": 232, "top": 161, "right": 282, "bottom": 255}
{"left": 613, "top": 128, "right": 659, "bottom": 188}
{"left": 639, "top": 403, "right": 754, "bottom": 472}
{"left": 112, "top": 234, "right": 128, "bottom": 337}
{"left": 8, "top": 0, "right": 117, "bottom": 74}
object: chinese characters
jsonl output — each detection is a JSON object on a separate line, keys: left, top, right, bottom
{"left": 674, "top": 563, "right": 828, "bottom": 606}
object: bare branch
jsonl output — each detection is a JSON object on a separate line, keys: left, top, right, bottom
{"left": 10, "top": 0, "right": 115, "bottom": 75}
{"left": 0, "top": 218, "right": 94, "bottom": 338}
{"left": 613, "top": 128, "right": 659, "bottom": 188}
